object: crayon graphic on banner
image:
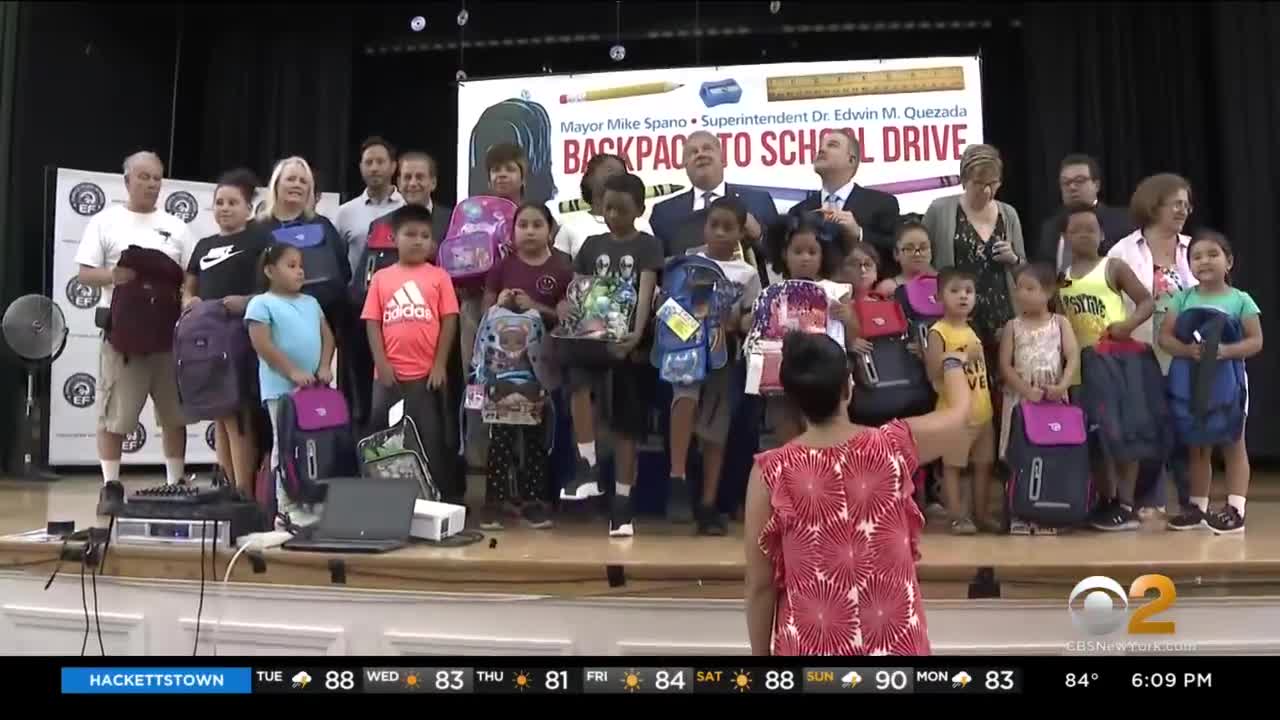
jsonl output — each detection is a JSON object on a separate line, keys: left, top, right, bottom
{"left": 766, "top": 66, "right": 965, "bottom": 102}
{"left": 560, "top": 82, "right": 683, "bottom": 104}
{"left": 557, "top": 183, "right": 686, "bottom": 213}
{"left": 735, "top": 176, "right": 961, "bottom": 203}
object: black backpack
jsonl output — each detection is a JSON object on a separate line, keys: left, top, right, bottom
{"left": 350, "top": 219, "right": 398, "bottom": 306}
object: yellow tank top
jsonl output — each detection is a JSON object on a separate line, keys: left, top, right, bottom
{"left": 1059, "top": 258, "right": 1127, "bottom": 384}
{"left": 929, "top": 320, "right": 993, "bottom": 427}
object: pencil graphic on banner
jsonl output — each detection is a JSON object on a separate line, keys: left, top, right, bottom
{"left": 558, "top": 183, "right": 686, "bottom": 213}
{"left": 766, "top": 66, "right": 965, "bottom": 102}
{"left": 560, "top": 81, "right": 683, "bottom": 104}
{"left": 734, "top": 176, "right": 961, "bottom": 203}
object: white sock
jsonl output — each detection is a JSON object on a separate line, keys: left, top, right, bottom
{"left": 101, "top": 460, "right": 120, "bottom": 485}
{"left": 577, "top": 442, "right": 597, "bottom": 467}
{"left": 1191, "top": 496, "right": 1209, "bottom": 512}
{"left": 1228, "top": 494, "right": 1247, "bottom": 518}
{"left": 616, "top": 483, "right": 632, "bottom": 497}
{"left": 164, "top": 458, "right": 185, "bottom": 486}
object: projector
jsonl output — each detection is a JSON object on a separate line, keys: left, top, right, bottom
{"left": 410, "top": 499, "right": 466, "bottom": 542}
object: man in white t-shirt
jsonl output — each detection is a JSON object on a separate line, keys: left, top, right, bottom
{"left": 74, "top": 151, "right": 194, "bottom": 511}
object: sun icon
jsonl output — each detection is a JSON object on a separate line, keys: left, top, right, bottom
{"left": 622, "top": 670, "right": 643, "bottom": 692}
{"left": 513, "top": 671, "right": 531, "bottom": 691}
{"left": 403, "top": 672, "right": 421, "bottom": 690}
{"left": 732, "top": 670, "right": 752, "bottom": 692}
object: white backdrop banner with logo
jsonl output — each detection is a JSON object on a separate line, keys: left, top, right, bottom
{"left": 50, "top": 168, "right": 341, "bottom": 466}
{"left": 457, "top": 55, "right": 984, "bottom": 218}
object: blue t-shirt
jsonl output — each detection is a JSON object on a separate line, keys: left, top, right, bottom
{"left": 244, "top": 292, "right": 324, "bottom": 401}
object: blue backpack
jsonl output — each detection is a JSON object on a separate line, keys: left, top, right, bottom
{"left": 1168, "top": 306, "right": 1248, "bottom": 446}
{"left": 271, "top": 222, "right": 345, "bottom": 310}
{"left": 650, "top": 255, "right": 742, "bottom": 386}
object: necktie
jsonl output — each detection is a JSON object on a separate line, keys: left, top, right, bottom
{"left": 702, "top": 190, "right": 717, "bottom": 208}
{"left": 825, "top": 194, "right": 841, "bottom": 209}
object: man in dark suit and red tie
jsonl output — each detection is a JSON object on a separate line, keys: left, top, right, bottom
{"left": 787, "top": 129, "right": 901, "bottom": 273}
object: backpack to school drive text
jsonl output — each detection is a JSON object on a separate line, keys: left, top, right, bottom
{"left": 173, "top": 300, "right": 255, "bottom": 421}
{"left": 471, "top": 307, "right": 548, "bottom": 425}
{"left": 1005, "top": 400, "right": 1092, "bottom": 526}
{"left": 271, "top": 223, "right": 345, "bottom": 309}
{"left": 1168, "top": 307, "right": 1248, "bottom": 447}
{"left": 651, "top": 255, "right": 742, "bottom": 386}
{"left": 109, "top": 246, "right": 184, "bottom": 356}
{"left": 850, "top": 295, "right": 933, "bottom": 423}
{"left": 744, "top": 280, "right": 829, "bottom": 395}
{"left": 1078, "top": 339, "right": 1171, "bottom": 463}
{"left": 350, "top": 220, "right": 398, "bottom": 306}
{"left": 439, "top": 196, "right": 517, "bottom": 280}
{"left": 275, "top": 385, "right": 358, "bottom": 504}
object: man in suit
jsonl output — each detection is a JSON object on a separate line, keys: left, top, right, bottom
{"left": 1036, "top": 153, "right": 1135, "bottom": 272}
{"left": 651, "top": 130, "right": 779, "bottom": 268}
{"left": 787, "top": 129, "right": 900, "bottom": 272}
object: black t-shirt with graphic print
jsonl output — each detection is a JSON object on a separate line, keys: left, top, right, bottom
{"left": 573, "top": 231, "right": 664, "bottom": 289}
{"left": 186, "top": 223, "right": 272, "bottom": 301}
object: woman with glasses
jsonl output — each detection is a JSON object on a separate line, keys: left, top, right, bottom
{"left": 1106, "top": 173, "right": 1197, "bottom": 519}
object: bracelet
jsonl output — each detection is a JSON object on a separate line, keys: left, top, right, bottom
{"left": 942, "top": 357, "right": 965, "bottom": 372}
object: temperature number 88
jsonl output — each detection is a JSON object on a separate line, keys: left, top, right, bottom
{"left": 765, "top": 671, "right": 795, "bottom": 690}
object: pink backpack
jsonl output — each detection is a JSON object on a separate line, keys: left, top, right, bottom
{"left": 439, "top": 195, "right": 517, "bottom": 280}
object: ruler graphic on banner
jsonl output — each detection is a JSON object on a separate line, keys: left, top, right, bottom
{"left": 49, "top": 168, "right": 341, "bottom": 466}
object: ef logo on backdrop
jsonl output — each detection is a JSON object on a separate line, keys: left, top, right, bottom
{"left": 1067, "top": 575, "right": 1178, "bottom": 636}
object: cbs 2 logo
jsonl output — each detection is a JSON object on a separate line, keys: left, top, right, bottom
{"left": 1068, "top": 574, "right": 1177, "bottom": 635}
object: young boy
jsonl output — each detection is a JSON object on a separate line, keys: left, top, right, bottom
{"left": 924, "top": 268, "right": 996, "bottom": 535}
{"left": 557, "top": 172, "right": 663, "bottom": 537}
{"left": 362, "top": 204, "right": 461, "bottom": 501}
{"left": 669, "top": 196, "right": 762, "bottom": 536}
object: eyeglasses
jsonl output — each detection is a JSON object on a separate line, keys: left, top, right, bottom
{"left": 1163, "top": 200, "right": 1193, "bottom": 214}
{"left": 848, "top": 260, "right": 877, "bottom": 272}
{"left": 1059, "top": 176, "right": 1094, "bottom": 189}
{"left": 897, "top": 246, "right": 930, "bottom": 256}
{"left": 968, "top": 179, "right": 1002, "bottom": 192}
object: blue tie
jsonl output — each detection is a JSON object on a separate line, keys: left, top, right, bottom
{"left": 825, "top": 194, "right": 840, "bottom": 208}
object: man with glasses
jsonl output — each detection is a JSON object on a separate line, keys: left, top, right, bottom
{"left": 1036, "top": 154, "right": 1134, "bottom": 272}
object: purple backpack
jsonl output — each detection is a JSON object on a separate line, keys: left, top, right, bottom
{"left": 895, "top": 273, "right": 943, "bottom": 347}
{"left": 439, "top": 195, "right": 517, "bottom": 280}
{"left": 173, "top": 300, "right": 255, "bottom": 421}
{"left": 275, "top": 385, "right": 358, "bottom": 504}
{"left": 1006, "top": 401, "right": 1091, "bottom": 527}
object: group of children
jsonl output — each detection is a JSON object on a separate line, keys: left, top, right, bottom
{"left": 232, "top": 155, "right": 1262, "bottom": 540}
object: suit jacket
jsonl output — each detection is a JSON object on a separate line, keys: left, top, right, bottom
{"left": 787, "top": 182, "right": 899, "bottom": 257}
{"left": 1035, "top": 202, "right": 1134, "bottom": 272}
{"left": 650, "top": 184, "right": 779, "bottom": 258}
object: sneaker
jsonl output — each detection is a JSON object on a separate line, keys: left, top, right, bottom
{"left": 96, "top": 480, "right": 125, "bottom": 517}
{"left": 925, "top": 502, "right": 948, "bottom": 521}
{"left": 695, "top": 505, "right": 727, "bottom": 536}
{"left": 1090, "top": 502, "right": 1139, "bottom": 532}
{"left": 521, "top": 502, "right": 554, "bottom": 530}
{"left": 949, "top": 517, "right": 977, "bottom": 535}
{"left": 1009, "top": 518, "right": 1032, "bottom": 536}
{"left": 479, "top": 504, "right": 505, "bottom": 531}
{"left": 609, "top": 494, "right": 635, "bottom": 538}
{"left": 1207, "top": 506, "right": 1246, "bottom": 535}
{"left": 1167, "top": 506, "right": 1209, "bottom": 531}
{"left": 560, "top": 458, "right": 602, "bottom": 501}
{"left": 1031, "top": 523, "right": 1057, "bottom": 536}
{"left": 1086, "top": 497, "right": 1117, "bottom": 527}
{"left": 667, "top": 477, "right": 695, "bottom": 524}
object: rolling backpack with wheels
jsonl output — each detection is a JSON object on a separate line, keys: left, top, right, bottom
{"left": 275, "top": 385, "right": 358, "bottom": 504}
{"left": 1006, "top": 400, "right": 1092, "bottom": 526}
{"left": 173, "top": 300, "right": 254, "bottom": 421}
{"left": 1167, "top": 306, "right": 1248, "bottom": 447}
{"left": 438, "top": 196, "right": 517, "bottom": 281}
{"left": 850, "top": 295, "right": 933, "bottom": 424}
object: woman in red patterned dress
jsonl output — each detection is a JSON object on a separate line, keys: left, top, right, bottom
{"left": 744, "top": 333, "right": 973, "bottom": 655}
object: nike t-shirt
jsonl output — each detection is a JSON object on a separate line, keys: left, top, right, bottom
{"left": 186, "top": 224, "right": 272, "bottom": 300}
{"left": 360, "top": 262, "right": 460, "bottom": 381}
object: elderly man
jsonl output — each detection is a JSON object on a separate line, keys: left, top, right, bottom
{"left": 75, "top": 151, "right": 194, "bottom": 513}
{"left": 337, "top": 136, "right": 405, "bottom": 273}
{"left": 787, "top": 129, "right": 900, "bottom": 271}
{"left": 1036, "top": 153, "right": 1135, "bottom": 272}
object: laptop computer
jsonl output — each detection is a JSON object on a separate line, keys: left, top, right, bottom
{"left": 283, "top": 477, "right": 418, "bottom": 553}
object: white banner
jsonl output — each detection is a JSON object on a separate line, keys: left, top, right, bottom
{"left": 50, "top": 168, "right": 341, "bottom": 466}
{"left": 457, "top": 55, "right": 984, "bottom": 218}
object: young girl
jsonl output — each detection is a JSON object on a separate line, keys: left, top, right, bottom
{"left": 838, "top": 241, "right": 896, "bottom": 299}
{"left": 998, "top": 262, "right": 1080, "bottom": 535}
{"left": 479, "top": 203, "right": 573, "bottom": 531}
{"left": 892, "top": 219, "right": 937, "bottom": 288}
{"left": 244, "top": 244, "right": 336, "bottom": 528}
{"left": 1057, "top": 205, "right": 1153, "bottom": 532}
{"left": 1160, "top": 231, "right": 1262, "bottom": 535}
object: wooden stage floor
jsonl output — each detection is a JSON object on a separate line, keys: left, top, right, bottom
{"left": 4, "top": 475, "right": 1280, "bottom": 600}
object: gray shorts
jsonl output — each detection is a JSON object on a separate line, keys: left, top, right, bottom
{"left": 671, "top": 365, "right": 735, "bottom": 444}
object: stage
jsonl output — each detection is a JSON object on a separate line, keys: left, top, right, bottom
{"left": 3, "top": 476, "right": 1280, "bottom": 656}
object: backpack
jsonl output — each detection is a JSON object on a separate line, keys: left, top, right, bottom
{"left": 271, "top": 222, "right": 345, "bottom": 310}
{"left": 651, "top": 255, "right": 742, "bottom": 386}
{"left": 471, "top": 307, "right": 548, "bottom": 425}
{"left": 850, "top": 295, "right": 933, "bottom": 424}
{"left": 439, "top": 196, "right": 517, "bottom": 280}
{"left": 1168, "top": 307, "right": 1248, "bottom": 447}
{"left": 350, "top": 220, "right": 397, "bottom": 306}
{"left": 744, "top": 280, "right": 829, "bottom": 395}
{"left": 275, "top": 385, "right": 358, "bottom": 504}
{"left": 173, "top": 300, "right": 254, "bottom": 421}
{"left": 1005, "top": 400, "right": 1092, "bottom": 526}
{"left": 109, "top": 246, "right": 184, "bottom": 356}
{"left": 1078, "top": 339, "right": 1172, "bottom": 463}
{"left": 551, "top": 275, "right": 640, "bottom": 368}
{"left": 896, "top": 274, "right": 943, "bottom": 347}
{"left": 357, "top": 415, "right": 441, "bottom": 501}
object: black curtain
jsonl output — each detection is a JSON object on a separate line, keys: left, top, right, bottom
{"left": 0, "top": 0, "right": 22, "bottom": 470}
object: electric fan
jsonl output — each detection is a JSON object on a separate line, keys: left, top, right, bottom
{"left": 1, "top": 293, "right": 68, "bottom": 480}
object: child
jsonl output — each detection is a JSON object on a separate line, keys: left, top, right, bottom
{"left": 669, "top": 196, "right": 763, "bottom": 536}
{"left": 892, "top": 219, "right": 937, "bottom": 288}
{"left": 479, "top": 203, "right": 574, "bottom": 530}
{"left": 839, "top": 241, "right": 896, "bottom": 299}
{"left": 924, "top": 268, "right": 996, "bottom": 534}
{"left": 244, "top": 243, "right": 335, "bottom": 527}
{"left": 765, "top": 216, "right": 859, "bottom": 443}
{"left": 557, "top": 172, "right": 663, "bottom": 538}
{"left": 362, "top": 204, "right": 461, "bottom": 502}
{"left": 1160, "top": 231, "right": 1262, "bottom": 535}
{"left": 1058, "top": 204, "right": 1153, "bottom": 531}
{"left": 998, "top": 262, "right": 1080, "bottom": 534}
